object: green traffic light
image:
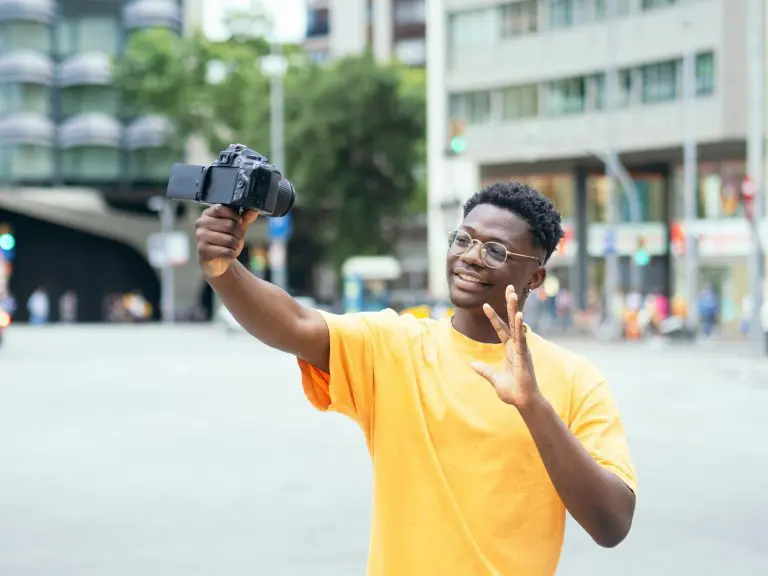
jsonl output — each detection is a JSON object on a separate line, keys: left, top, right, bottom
{"left": 0, "top": 233, "right": 15, "bottom": 251}
{"left": 634, "top": 249, "right": 650, "bottom": 267}
{"left": 450, "top": 136, "right": 468, "bottom": 154}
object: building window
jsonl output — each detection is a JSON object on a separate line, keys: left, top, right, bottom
{"left": 0, "top": 83, "right": 50, "bottom": 115}
{"left": 696, "top": 52, "right": 715, "bottom": 96}
{"left": 62, "top": 147, "right": 120, "bottom": 181}
{"left": 395, "top": 0, "right": 425, "bottom": 25}
{"left": 499, "top": 1, "right": 537, "bottom": 38}
{"left": 549, "top": 0, "right": 574, "bottom": 29}
{"left": 394, "top": 38, "right": 426, "bottom": 66}
{"left": 595, "top": 0, "right": 632, "bottom": 18}
{"left": 641, "top": 0, "right": 677, "bottom": 10}
{"left": 641, "top": 60, "right": 677, "bottom": 103}
{"left": 449, "top": 8, "right": 498, "bottom": 53}
{"left": 449, "top": 91, "right": 492, "bottom": 124}
{"left": 58, "top": 17, "right": 119, "bottom": 56}
{"left": 546, "top": 77, "right": 585, "bottom": 115}
{"left": 129, "top": 148, "right": 179, "bottom": 182}
{"left": 594, "top": 70, "right": 633, "bottom": 109}
{"left": 0, "top": 22, "right": 51, "bottom": 53}
{"left": 305, "top": 8, "right": 329, "bottom": 37}
{"left": 0, "top": 145, "right": 54, "bottom": 181}
{"left": 60, "top": 86, "right": 119, "bottom": 118}
{"left": 501, "top": 84, "right": 538, "bottom": 120}
{"left": 588, "top": 174, "right": 666, "bottom": 223}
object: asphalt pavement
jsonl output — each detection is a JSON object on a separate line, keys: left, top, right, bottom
{"left": 1, "top": 324, "right": 767, "bottom": 575}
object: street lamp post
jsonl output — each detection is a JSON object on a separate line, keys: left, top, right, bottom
{"left": 746, "top": 0, "right": 765, "bottom": 350}
{"left": 261, "top": 42, "right": 290, "bottom": 290}
{"left": 681, "top": 4, "right": 700, "bottom": 336}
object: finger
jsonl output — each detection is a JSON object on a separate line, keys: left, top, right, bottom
{"left": 514, "top": 311, "right": 527, "bottom": 355}
{"left": 196, "top": 215, "right": 244, "bottom": 238}
{"left": 206, "top": 204, "right": 241, "bottom": 221}
{"left": 483, "top": 303, "right": 511, "bottom": 344}
{"left": 506, "top": 285, "right": 519, "bottom": 343}
{"left": 242, "top": 210, "right": 260, "bottom": 226}
{"left": 198, "top": 244, "right": 237, "bottom": 262}
{"left": 471, "top": 361, "right": 498, "bottom": 386}
{"left": 196, "top": 229, "right": 240, "bottom": 251}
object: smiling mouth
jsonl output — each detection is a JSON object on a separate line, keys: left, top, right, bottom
{"left": 454, "top": 272, "right": 490, "bottom": 287}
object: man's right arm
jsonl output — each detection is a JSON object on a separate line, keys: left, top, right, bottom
{"left": 196, "top": 205, "right": 330, "bottom": 372}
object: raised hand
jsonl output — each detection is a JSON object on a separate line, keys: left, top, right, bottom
{"left": 471, "top": 285, "right": 541, "bottom": 409}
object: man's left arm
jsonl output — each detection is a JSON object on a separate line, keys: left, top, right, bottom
{"left": 518, "top": 381, "right": 636, "bottom": 548}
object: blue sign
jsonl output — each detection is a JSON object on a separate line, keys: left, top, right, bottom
{"left": 603, "top": 229, "right": 616, "bottom": 256}
{"left": 268, "top": 214, "right": 293, "bottom": 241}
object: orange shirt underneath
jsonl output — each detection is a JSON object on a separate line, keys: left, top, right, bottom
{"left": 298, "top": 310, "right": 637, "bottom": 576}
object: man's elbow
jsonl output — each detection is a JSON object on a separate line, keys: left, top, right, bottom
{"left": 592, "top": 507, "right": 634, "bottom": 548}
{"left": 593, "top": 521, "right": 631, "bottom": 548}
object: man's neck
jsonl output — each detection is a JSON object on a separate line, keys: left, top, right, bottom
{"left": 451, "top": 310, "right": 503, "bottom": 344}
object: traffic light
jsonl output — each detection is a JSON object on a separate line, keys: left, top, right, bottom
{"left": 634, "top": 237, "right": 650, "bottom": 267}
{"left": 0, "top": 224, "right": 14, "bottom": 255}
{"left": 448, "top": 119, "right": 468, "bottom": 156}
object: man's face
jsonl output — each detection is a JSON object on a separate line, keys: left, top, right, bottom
{"left": 445, "top": 204, "right": 547, "bottom": 317}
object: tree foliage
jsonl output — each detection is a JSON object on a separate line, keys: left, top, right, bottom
{"left": 113, "top": 24, "right": 426, "bottom": 273}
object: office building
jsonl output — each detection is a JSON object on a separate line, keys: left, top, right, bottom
{"left": 304, "top": 0, "right": 426, "bottom": 66}
{"left": 427, "top": 0, "right": 768, "bottom": 332}
{"left": 0, "top": 0, "right": 208, "bottom": 321}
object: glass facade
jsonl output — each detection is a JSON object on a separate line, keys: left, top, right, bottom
{"left": 0, "top": 0, "right": 179, "bottom": 187}
{"left": 587, "top": 174, "right": 666, "bottom": 223}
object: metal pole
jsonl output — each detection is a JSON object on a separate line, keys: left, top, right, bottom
{"left": 160, "top": 199, "right": 175, "bottom": 323}
{"left": 603, "top": 0, "right": 622, "bottom": 331}
{"left": 747, "top": 0, "right": 765, "bottom": 349}
{"left": 682, "top": 6, "right": 700, "bottom": 335}
{"left": 268, "top": 40, "right": 288, "bottom": 290}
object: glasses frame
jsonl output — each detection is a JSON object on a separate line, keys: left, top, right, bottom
{"left": 448, "top": 229, "right": 544, "bottom": 268}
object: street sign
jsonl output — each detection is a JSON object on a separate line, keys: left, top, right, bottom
{"left": 603, "top": 229, "right": 616, "bottom": 256}
{"left": 268, "top": 214, "right": 293, "bottom": 241}
{"left": 268, "top": 240, "right": 287, "bottom": 269}
{"left": 147, "top": 232, "right": 189, "bottom": 268}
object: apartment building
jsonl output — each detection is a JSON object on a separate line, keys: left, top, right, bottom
{"left": 304, "top": 0, "right": 426, "bottom": 66}
{"left": 427, "top": 0, "right": 767, "bottom": 330}
{"left": 0, "top": 0, "right": 208, "bottom": 322}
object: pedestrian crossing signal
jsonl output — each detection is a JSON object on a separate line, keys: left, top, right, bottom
{"left": 448, "top": 120, "right": 468, "bottom": 156}
{"left": 0, "top": 232, "right": 14, "bottom": 252}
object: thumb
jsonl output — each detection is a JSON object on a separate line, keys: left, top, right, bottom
{"left": 471, "top": 361, "right": 498, "bottom": 386}
{"left": 242, "top": 210, "right": 260, "bottom": 227}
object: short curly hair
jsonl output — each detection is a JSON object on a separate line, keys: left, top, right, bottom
{"left": 463, "top": 181, "right": 564, "bottom": 262}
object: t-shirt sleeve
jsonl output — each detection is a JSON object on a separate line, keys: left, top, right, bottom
{"left": 297, "top": 310, "right": 396, "bottom": 438}
{"left": 569, "top": 379, "right": 638, "bottom": 494}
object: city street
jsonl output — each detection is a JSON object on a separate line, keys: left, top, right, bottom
{"left": 1, "top": 324, "right": 767, "bottom": 576}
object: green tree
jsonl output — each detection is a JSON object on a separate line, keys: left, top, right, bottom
{"left": 285, "top": 54, "right": 426, "bottom": 266}
{"left": 114, "top": 25, "right": 426, "bottom": 277}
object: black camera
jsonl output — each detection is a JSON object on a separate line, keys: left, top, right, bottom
{"left": 165, "top": 143, "right": 296, "bottom": 216}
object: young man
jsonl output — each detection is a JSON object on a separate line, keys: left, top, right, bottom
{"left": 196, "top": 181, "right": 637, "bottom": 576}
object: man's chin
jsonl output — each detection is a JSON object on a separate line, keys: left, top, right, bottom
{"left": 448, "top": 288, "right": 487, "bottom": 312}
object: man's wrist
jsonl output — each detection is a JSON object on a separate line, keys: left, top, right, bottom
{"left": 516, "top": 391, "right": 550, "bottom": 420}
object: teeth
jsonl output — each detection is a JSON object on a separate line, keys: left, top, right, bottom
{"left": 458, "top": 273, "right": 483, "bottom": 284}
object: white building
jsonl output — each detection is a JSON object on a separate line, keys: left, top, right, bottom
{"left": 427, "top": 0, "right": 767, "bottom": 331}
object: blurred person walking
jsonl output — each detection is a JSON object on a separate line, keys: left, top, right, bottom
{"left": 27, "top": 287, "right": 49, "bottom": 325}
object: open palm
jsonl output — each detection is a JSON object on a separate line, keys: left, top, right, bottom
{"left": 471, "top": 285, "right": 540, "bottom": 409}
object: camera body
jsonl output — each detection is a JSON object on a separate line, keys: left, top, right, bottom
{"left": 165, "top": 143, "right": 296, "bottom": 217}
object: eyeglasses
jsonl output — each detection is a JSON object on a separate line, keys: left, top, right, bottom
{"left": 448, "top": 229, "right": 543, "bottom": 268}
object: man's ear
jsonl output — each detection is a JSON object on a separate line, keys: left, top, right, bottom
{"left": 528, "top": 266, "right": 547, "bottom": 292}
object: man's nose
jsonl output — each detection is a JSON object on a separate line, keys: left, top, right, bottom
{"left": 460, "top": 240, "right": 484, "bottom": 266}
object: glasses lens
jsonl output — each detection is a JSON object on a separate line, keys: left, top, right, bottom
{"left": 482, "top": 242, "right": 508, "bottom": 267}
{"left": 449, "top": 230, "right": 471, "bottom": 255}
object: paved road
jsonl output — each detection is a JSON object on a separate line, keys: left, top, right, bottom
{"left": 1, "top": 325, "right": 767, "bottom": 575}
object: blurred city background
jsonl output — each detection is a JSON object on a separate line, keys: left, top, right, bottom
{"left": 1, "top": 0, "right": 768, "bottom": 574}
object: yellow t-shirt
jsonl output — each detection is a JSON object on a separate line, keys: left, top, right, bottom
{"left": 298, "top": 309, "right": 637, "bottom": 576}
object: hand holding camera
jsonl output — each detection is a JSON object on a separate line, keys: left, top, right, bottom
{"left": 165, "top": 143, "right": 297, "bottom": 279}
{"left": 195, "top": 206, "right": 259, "bottom": 279}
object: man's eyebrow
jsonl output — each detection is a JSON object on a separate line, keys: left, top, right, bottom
{"left": 461, "top": 224, "right": 509, "bottom": 246}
